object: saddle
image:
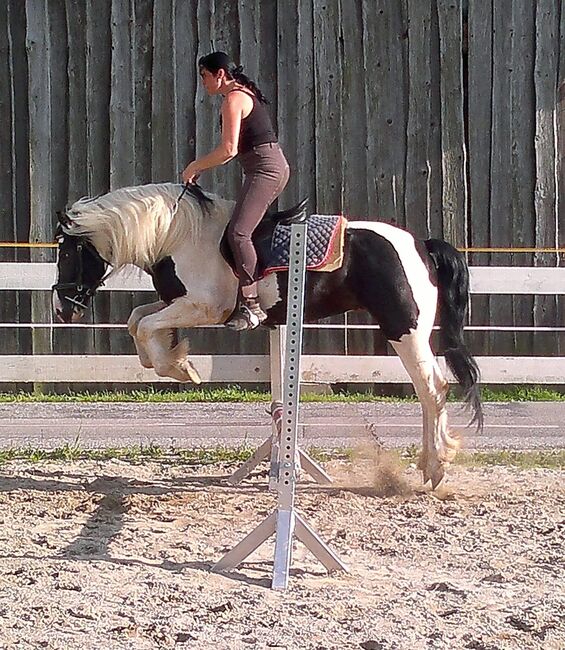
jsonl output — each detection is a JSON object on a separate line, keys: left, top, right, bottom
{"left": 220, "top": 198, "right": 347, "bottom": 280}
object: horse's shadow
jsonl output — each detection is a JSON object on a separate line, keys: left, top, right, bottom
{"left": 0, "top": 466, "right": 267, "bottom": 570}
{"left": 0, "top": 463, "right": 324, "bottom": 587}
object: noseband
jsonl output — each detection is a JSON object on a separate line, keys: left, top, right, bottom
{"left": 52, "top": 239, "right": 110, "bottom": 310}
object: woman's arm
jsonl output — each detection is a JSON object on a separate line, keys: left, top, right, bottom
{"left": 181, "top": 94, "right": 244, "bottom": 183}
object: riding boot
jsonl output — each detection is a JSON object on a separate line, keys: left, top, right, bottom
{"left": 225, "top": 295, "right": 267, "bottom": 331}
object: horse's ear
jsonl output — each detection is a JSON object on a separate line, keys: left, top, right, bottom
{"left": 56, "top": 210, "right": 75, "bottom": 229}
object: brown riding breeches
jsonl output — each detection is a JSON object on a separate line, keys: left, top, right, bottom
{"left": 228, "top": 142, "right": 290, "bottom": 297}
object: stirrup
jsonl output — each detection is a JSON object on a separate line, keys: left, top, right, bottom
{"left": 225, "top": 302, "right": 267, "bottom": 331}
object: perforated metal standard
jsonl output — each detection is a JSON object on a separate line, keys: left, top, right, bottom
{"left": 214, "top": 221, "right": 347, "bottom": 590}
{"left": 278, "top": 223, "right": 307, "bottom": 508}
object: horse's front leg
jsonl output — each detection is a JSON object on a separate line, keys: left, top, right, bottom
{"left": 127, "top": 300, "right": 167, "bottom": 368}
{"left": 136, "top": 296, "right": 228, "bottom": 383}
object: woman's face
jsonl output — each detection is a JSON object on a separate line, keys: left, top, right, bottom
{"left": 199, "top": 67, "right": 224, "bottom": 95}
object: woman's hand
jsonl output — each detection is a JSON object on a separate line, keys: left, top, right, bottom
{"left": 181, "top": 162, "right": 201, "bottom": 184}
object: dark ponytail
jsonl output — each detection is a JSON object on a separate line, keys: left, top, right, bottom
{"left": 198, "top": 51, "right": 269, "bottom": 104}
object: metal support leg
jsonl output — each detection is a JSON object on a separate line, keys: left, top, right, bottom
{"left": 227, "top": 436, "right": 272, "bottom": 486}
{"left": 213, "top": 511, "right": 276, "bottom": 572}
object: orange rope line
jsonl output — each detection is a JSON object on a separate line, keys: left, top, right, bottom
{"left": 0, "top": 242, "right": 57, "bottom": 248}
{"left": 461, "top": 247, "right": 565, "bottom": 253}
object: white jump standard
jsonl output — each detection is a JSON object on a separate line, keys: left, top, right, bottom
{"left": 213, "top": 221, "right": 348, "bottom": 589}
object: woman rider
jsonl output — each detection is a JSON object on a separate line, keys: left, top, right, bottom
{"left": 182, "top": 52, "right": 290, "bottom": 331}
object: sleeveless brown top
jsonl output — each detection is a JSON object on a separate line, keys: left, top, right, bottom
{"left": 229, "top": 88, "right": 277, "bottom": 155}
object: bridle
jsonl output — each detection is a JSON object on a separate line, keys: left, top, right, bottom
{"left": 51, "top": 238, "right": 111, "bottom": 311}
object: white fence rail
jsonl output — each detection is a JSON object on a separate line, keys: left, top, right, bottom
{"left": 0, "top": 263, "right": 563, "bottom": 385}
{"left": 1, "top": 262, "right": 564, "bottom": 294}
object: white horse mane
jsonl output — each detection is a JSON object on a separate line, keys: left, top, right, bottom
{"left": 65, "top": 183, "right": 232, "bottom": 269}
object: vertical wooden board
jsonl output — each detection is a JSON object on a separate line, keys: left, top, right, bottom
{"left": 391, "top": 1, "right": 409, "bottom": 229}
{"left": 341, "top": 0, "right": 367, "bottom": 219}
{"left": 467, "top": 0, "right": 492, "bottom": 355}
{"left": 151, "top": 0, "right": 176, "bottom": 182}
{"left": 48, "top": 0, "right": 69, "bottom": 214}
{"left": 26, "top": 0, "right": 52, "bottom": 255}
{"left": 195, "top": 0, "right": 215, "bottom": 170}
{"left": 427, "top": 1, "right": 443, "bottom": 238}
{"left": 0, "top": 2, "right": 14, "bottom": 258}
{"left": 86, "top": 0, "right": 111, "bottom": 352}
{"left": 133, "top": 0, "right": 153, "bottom": 185}
{"left": 257, "top": 0, "right": 277, "bottom": 132}
{"left": 313, "top": 0, "right": 342, "bottom": 214}
{"left": 46, "top": 0, "right": 68, "bottom": 373}
{"left": 66, "top": 0, "right": 88, "bottom": 203}
{"left": 0, "top": 3, "right": 18, "bottom": 356}
{"left": 362, "top": 1, "right": 408, "bottom": 225}
{"left": 510, "top": 0, "right": 536, "bottom": 353}
{"left": 360, "top": 0, "right": 379, "bottom": 219}
{"left": 558, "top": 2, "right": 564, "bottom": 356}
{"left": 86, "top": 0, "right": 111, "bottom": 196}
{"left": 8, "top": 0, "right": 30, "bottom": 361}
{"left": 48, "top": 0, "right": 72, "bottom": 375}
{"left": 312, "top": 0, "right": 342, "bottom": 355}
{"left": 8, "top": 0, "right": 30, "bottom": 253}
{"left": 559, "top": 1, "right": 564, "bottom": 242}
{"left": 489, "top": 0, "right": 513, "bottom": 354}
{"left": 173, "top": 0, "right": 198, "bottom": 181}
{"left": 109, "top": 0, "right": 136, "bottom": 356}
{"left": 49, "top": 1, "right": 71, "bottom": 369}
{"left": 296, "top": 0, "right": 316, "bottom": 211}
{"left": 437, "top": 0, "right": 467, "bottom": 247}
{"left": 26, "top": 0, "right": 53, "bottom": 357}
{"left": 210, "top": 0, "right": 240, "bottom": 200}
{"left": 277, "top": 0, "right": 299, "bottom": 208}
{"left": 533, "top": 0, "right": 560, "bottom": 354}
{"left": 404, "top": 0, "right": 433, "bottom": 239}
{"left": 110, "top": 0, "right": 135, "bottom": 189}
{"left": 467, "top": 0, "right": 492, "bottom": 251}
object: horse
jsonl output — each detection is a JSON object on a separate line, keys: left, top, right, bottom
{"left": 52, "top": 182, "right": 483, "bottom": 488}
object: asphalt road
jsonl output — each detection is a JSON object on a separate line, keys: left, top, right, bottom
{"left": 0, "top": 401, "right": 564, "bottom": 451}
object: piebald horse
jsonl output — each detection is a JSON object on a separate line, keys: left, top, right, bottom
{"left": 52, "top": 182, "right": 483, "bottom": 488}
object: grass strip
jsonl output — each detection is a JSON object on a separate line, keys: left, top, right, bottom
{"left": 0, "top": 385, "right": 563, "bottom": 403}
{"left": 0, "top": 445, "right": 563, "bottom": 470}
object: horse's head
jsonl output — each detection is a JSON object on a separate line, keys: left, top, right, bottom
{"left": 52, "top": 211, "right": 108, "bottom": 323}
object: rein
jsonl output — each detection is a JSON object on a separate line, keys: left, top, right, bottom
{"left": 170, "top": 182, "right": 191, "bottom": 219}
{"left": 171, "top": 181, "right": 213, "bottom": 218}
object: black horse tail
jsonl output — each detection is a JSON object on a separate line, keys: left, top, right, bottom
{"left": 424, "top": 238, "right": 483, "bottom": 432}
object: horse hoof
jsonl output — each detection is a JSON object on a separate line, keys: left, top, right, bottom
{"left": 421, "top": 467, "right": 431, "bottom": 485}
{"left": 186, "top": 365, "right": 202, "bottom": 384}
{"left": 178, "top": 359, "right": 202, "bottom": 384}
{"left": 430, "top": 465, "right": 446, "bottom": 490}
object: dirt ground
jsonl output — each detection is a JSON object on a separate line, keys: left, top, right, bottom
{"left": 0, "top": 452, "right": 563, "bottom": 650}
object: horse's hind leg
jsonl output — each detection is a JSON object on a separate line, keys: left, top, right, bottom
{"left": 390, "top": 332, "right": 460, "bottom": 488}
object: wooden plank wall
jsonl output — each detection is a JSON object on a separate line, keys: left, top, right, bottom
{"left": 1, "top": 0, "right": 563, "bottom": 377}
